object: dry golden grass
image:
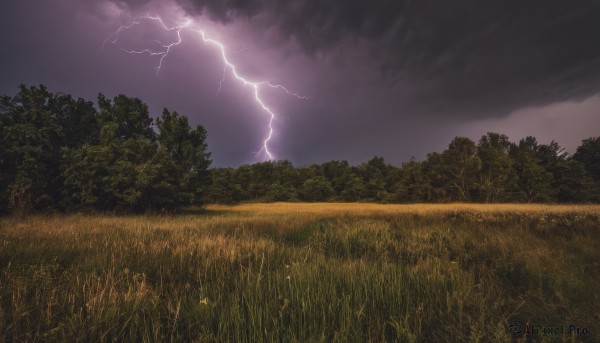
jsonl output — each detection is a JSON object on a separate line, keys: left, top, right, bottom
{"left": 210, "top": 202, "right": 600, "bottom": 215}
{"left": 0, "top": 203, "right": 598, "bottom": 342}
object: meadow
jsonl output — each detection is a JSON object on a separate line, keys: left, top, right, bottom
{"left": 0, "top": 203, "right": 599, "bottom": 342}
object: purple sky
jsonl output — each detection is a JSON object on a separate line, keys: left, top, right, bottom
{"left": 1, "top": 0, "right": 599, "bottom": 167}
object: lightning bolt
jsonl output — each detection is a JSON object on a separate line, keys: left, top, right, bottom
{"left": 104, "top": 15, "right": 307, "bottom": 160}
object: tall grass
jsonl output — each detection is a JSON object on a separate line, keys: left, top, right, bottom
{"left": 1, "top": 204, "right": 599, "bottom": 342}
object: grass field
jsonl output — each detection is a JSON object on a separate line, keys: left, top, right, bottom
{"left": 1, "top": 203, "right": 599, "bottom": 342}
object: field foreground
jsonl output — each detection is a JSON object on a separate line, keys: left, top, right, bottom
{"left": 1, "top": 203, "right": 599, "bottom": 342}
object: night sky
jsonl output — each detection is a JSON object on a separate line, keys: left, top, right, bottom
{"left": 1, "top": 0, "right": 599, "bottom": 167}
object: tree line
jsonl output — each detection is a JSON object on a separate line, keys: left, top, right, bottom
{"left": 207, "top": 134, "right": 599, "bottom": 204}
{"left": 1, "top": 85, "right": 598, "bottom": 213}
{"left": 0, "top": 85, "right": 211, "bottom": 214}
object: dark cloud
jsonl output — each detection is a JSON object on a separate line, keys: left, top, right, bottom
{"left": 177, "top": 0, "right": 600, "bottom": 117}
{"left": 100, "top": 0, "right": 153, "bottom": 11}
{"left": 1, "top": 0, "right": 599, "bottom": 167}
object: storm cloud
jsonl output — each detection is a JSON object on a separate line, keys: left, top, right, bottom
{"left": 1, "top": 0, "right": 599, "bottom": 166}
{"left": 176, "top": 0, "right": 600, "bottom": 117}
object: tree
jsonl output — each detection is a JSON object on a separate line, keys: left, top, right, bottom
{"left": 509, "top": 137, "right": 553, "bottom": 202}
{"left": 272, "top": 160, "right": 298, "bottom": 198}
{"left": 62, "top": 123, "right": 178, "bottom": 212}
{"left": 65, "top": 94, "right": 161, "bottom": 211}
{"left": 63, "top": 103, "right": 211, "bottom": 212}
{"left": 572, "top": 137, "right": 600, "bottom": 201}
{"left": 206, "top": 168, "right": 243, "bottom": 204}
{"left": 441, "top": 137, "right": 481, "bottom": 201}
{"left": 49, "top": 94, "right": 99, "bottom": 148}
{"left": 423, "top": 152, "right": 449, "bottom": 202}
{"left": 321, "top": 160, "right": 351, "bottom": 196}
{"left": 551, "top": 159, "right": 595, "bottom": 202}
{"left": 300, "top": 177, "right": 334, "bottom": 202}
{"left": 247, "top": 162, "right": 278, "bottom": 199}
{"left": 156, "top": 109, "right": 212, "bottom": 206}
{"left": 267, "top": 182, "right": 296, "bottom": 202}
{"left": 477, "top": 133, "right": 512, "bottom": 202}
{"left": 355, "top": 156, "right": 392, "bottom": 201}
{"left": 341, "top": 175, "right": 366, "bottom": 201}
{"left": 573, "top": 137, "right": 600, "bottom": 181}
{"left": 0, "top": 85, "right": 62, "bottom": 212}
{"left": 97, "top": 94, "right": 155, "bottom": 140}
{"left": 390, "top": 157, "right": 430, "bottom": 202}
{"left": 534, "top": 140, "right": 591, "bottom": 202}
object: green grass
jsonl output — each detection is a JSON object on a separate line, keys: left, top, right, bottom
{"left": 1, "top": 204, "right": 599, "bottom": 342}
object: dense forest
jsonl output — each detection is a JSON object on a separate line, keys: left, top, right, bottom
{"left": 0, "top": 85, "right": 211, "bottom": 214}
{"left": 207, "top": 137, "right": 599, "bottom": 204}
{"left": 1, "top": 85, "right": 599, "bottom": 213}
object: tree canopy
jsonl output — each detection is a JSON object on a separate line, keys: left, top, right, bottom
{"left": 1, "top": 84, "right": 598, "bottom": 213}
{"left": 1, "top": 85, "right": 211, "bottom": 213}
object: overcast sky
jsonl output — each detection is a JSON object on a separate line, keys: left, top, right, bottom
{"left": 1, "top": 0, "right": 599, "bottom": 166}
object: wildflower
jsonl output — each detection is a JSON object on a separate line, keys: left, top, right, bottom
{"left": 200, "top": 298, "right": 208, "bottom": 305}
